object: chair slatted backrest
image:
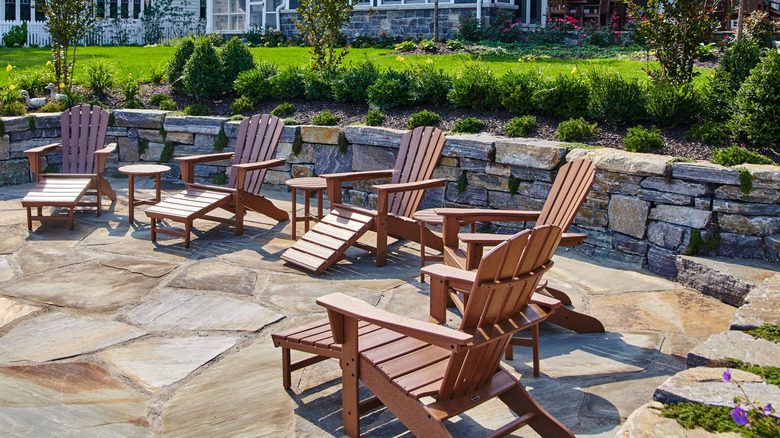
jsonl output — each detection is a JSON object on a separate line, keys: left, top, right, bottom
{"left": 388, "top": 126, "right": 446, "bottom": 218}
{"left": 227, "top": 114, "right": 284, "bottom": 194}
{"left": 60, "top": 105, "right": 110, "bottom": 175}
{"left": 537, "top": 159, "right": 596, "bottom": 231}
{"left": 437, "top": 225, "right": 562, "bottom": 400}
{"left": 548, "top": 0, "right": 566, "bottom": 14}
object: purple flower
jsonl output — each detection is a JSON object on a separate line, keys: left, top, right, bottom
{"left": 731, "top": 406, "right": 748, "bottom": 426}
{"left": 765, "top": 403, "right": 773, "bottom": 416}
{"left": 723, "top": 369, "right": 732, "bottom": 383}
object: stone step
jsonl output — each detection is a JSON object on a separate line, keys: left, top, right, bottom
{"left": 687, "top": 330, "right": 780, "bottom": 368}
{"left": 653, "top": 367, "right": 780, "bottom": 409}
{"left": 675, "top": 255, "right": 779, "bottom": 307}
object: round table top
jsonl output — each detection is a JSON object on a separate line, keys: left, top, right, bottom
{"left": 285, "top": 176, "right": 327, "bottom": 190}
{"left": 413, "top": 208, "right": 475, "bottom": 225}
{"left": 118, "top": 164, "right": 171, "bottom": 176}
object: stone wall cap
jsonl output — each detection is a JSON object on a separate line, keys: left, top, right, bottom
{"left": 494, "top": 138, "right": 566, "bottom": 170}
{"left": 566, "top": 147, "right": 672, "bottom": 176}
{"left": 113, "top": 109, "right": 169, "bottom": 116}
{"left": 672, "top": 161, "right": 740, "bottom": 185}
{"left": 445, "top": 132, "right": 503, "bottom": 145}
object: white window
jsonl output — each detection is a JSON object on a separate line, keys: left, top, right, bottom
{"left": 213, "top": 0, "right": 246, "bottom": 32}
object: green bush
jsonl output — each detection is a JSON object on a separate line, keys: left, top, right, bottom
{"left": 214, "top": 128, "right": 228, "bottom": 151}
{"left": 304, "top": 66, "right": 339, "bottom": 100}
{"left": 220, "top": 37, "right": 256, "bottom": 86}
{"left": 738, "top": 167, "right": 753, "bottom": 194}
{"left": 419, "top": 39, "right": 436, "bottom": 52}
{"left": 394, "top": 40, "right": 415, "bottom": 51}
{"left": 332, "top": 61, "right": 378, "bottom": 103}
{"left": 231, "top": 95, "right": 254, "bottom": 114}
{"left": 183, "top": 39, "right": 227, "bottom": 99}
{"left": 623, "top": 125, "right": 663, "bottom": 152}
{"left": 448, "top": 60, "right": 501, "bottom": 110}
{"left": 367, "top": 69, "right": 412, "bottom": 110}
{"left": 500, "top": 70, "right": 543, "bottom": 114}
{"left": 157, "top": 98, "right": 176, "bottom": 111}
{"left": 684, "top": 121, "right": 728, "bottom": 145}
{"left": 407, "top": 110, "right": 440, "bottom": 129}
{"left": 283, "top": 117, "right": 300, "bottom": 125}
{"left": 2, "top": 100, "right": 26, "bottom": 116}
{"left": 410, "top": 62, "right": 452, "bottom": 106}
{"left": 364, "top": 109, "right": 386, "bottom": 126}
{"left": 212, "top": 172, "right": 227, "bottom": 185}
{"left": 271, "top": 102, "right": 295, "bottom": 117}
{"left": 446, "top": 39, "right": 464, "bottom": 50}
{"left": 704, "top": 40, "right": 761, "bottom": 122}
{"left": 150, "top": 93, "right": 170, "bottom": 106}
{"left": 743, "top": 10, "right": 778, "bottom": 46}
{"left": 39, "top": 99, "right": 66, "bottom": 113}
{"left": 587, "top": 71, "right": 646, "bottom": 125}
{"left": 183, "top": 103, "right": 211, "bottom": 116}
{"left": 534, "top": 74, "right": 589, "bottom": 119}
{"left": 148, "top": 63, "right": 165, "bottom": 84}
{"left": 118, "top": 74, "right": 139, "bottom": 102}
{"left": 312, "top": 110, "right": 340, "bottom": 126}
{"left": 504, "top": 115, "right": 536, "bottom": 137}
{"left": 11, "top": 67, "right": 53, "bottom": 97}
{"left": 84, "top": 61, "right": 115, "bottom": 95}
{"left": 451, "top": 117, "right": 486, "bottom": 134}
{"left": 166, "top": 37, "right": 195, "bottom": 87}
{"left": 234, "top": 62, "right": 277, "bottom": 102}
{"left": 646, "top": 82, "right": 699, "bottom": 127}
{"left": 123, "top": 99, "right": 143, "bottom": 109}
{"left": 554, "top": 118, "right": 598, "bottom": 142}
{"left": 2, "top": 21, "right": 26, "bottom": 47}
{"left": 271, "top": 66, "right": 305, "bottom": 100}
{"left": 730, "top": 51, "right": 780, "bottom": 147}
{"left": 228, "top": 114, "right": 246, "bottom": 121}
{"left": 456, "top": 12, "right": 482, "bottom": 42}
{"left": 711, "top": 146, "right": 777, "bottom": 166}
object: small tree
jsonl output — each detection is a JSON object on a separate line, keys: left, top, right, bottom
{"left": 36, "top": 0, "right": 97, "bottom": 90}
{"left": 294, "top": 0, "right": 355, "bottom": 69}
{"left": 631, "top": 0, "right": 716, "bottom": 84}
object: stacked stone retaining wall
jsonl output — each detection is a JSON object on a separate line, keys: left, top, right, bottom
{"left": 2, "top": 110, "right": 778, "bottom": 273}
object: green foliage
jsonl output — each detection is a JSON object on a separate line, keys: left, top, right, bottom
{"left": 746, "top": 324, "right": 780, "bottom": 344}
{"left": 272, "top": 102, "right": 295, "bottom": 117}
{"left": 292, "top": 134, "right": 303, "bottom": 154}
{"left": 554, "top": 118, "right": 598, "bottom": 142}
{"left": 684, "top": 229, "right": 704, "bottom": 255}
{"left": 43, "top": 164, "right": 58, "bottom": 173}
{"left": 419, "top": 39, "right": 436, "bottom": 52}
{"left": 39, "top": 99, "right": 66, "bottom": 112}
{"left": 304, "top": 66, "right": 339, "bottom": 100}
{"left": 60, "top": 87, "right": 84, "bottom": 108}
{"left": 504, "top": 115, "right": 536, "bottom": 137}
{"left": 451, "top": 117, "right": 486, "bottom": 134}
{"left": 739, "top": 168, "right": 753, "bottom": 194}
{"left": 150, "top": 93, "right": 169, "bottom": 106}
{"left": 234, "top": 62, "right": 277, "bottom": 102}
{"left": 214, "top": 129, "right": 228, "bottom": 152}
{"left": 26, "top": 115, "right": 34, "bottom": 130}
{"left": 407, "top": 110, "right": 440, "bottom": 129}
{"left": 118, "top": 74, "right": 139, "bottom": 101}
{"left": 631, "top": 0, "right": 717, "bottom": 84}
{"left": 623, "top": 125, "right": 663, "bottom": 152}
{"left": 367, "top": 69, "right": 412, "bottom": 110}
{"left": 743, "top": 11, "right": 779, "bottom": 46}
{"left": 246, "top": 26, "right": 288, "bottom": 47}
{"left": 696, "top": 42, "right": 718, "bottom": 58}
{"left": 148, "top": 63, "right": 165, "bottom": 84}
{"left": 199, "top": 33, "right": 225, "bottom": 47}
{"left": 1, "top": 89, "right": 26, "bottom": 115}
{"left": 501, "top": 70, "right": 543, "bottom": 114}
{"left": 271, "top": 66, "right": 305, "bottom": 100}
{"left": 456, "top": 172, "right": 468, "bottom": 193}
{"left": 587, "top": 71, "right": 646, "bottom": 125}
{"left": 283, "top": 117, "right": 299, "bottom": 126}
{"left": 157, "top": 98, "right": 176, "bottom": 111}
{"left": 137, "top": 139, "right": 149, "bottom": 156}
{"left": 228, "top": 114, "right": 246, "bottom": 121}
{"left": 0, "top": 119, "right": 4, "bottom": 135}
{"left": 159, "top": 141, "right": 174, "bottom": 163}
{"left": 457, "top": 12, "right": 482, "bottom": 42}
{"left": 166, "top": 37, "right": 195, "bottom": 86}
{"left": 312, "top": 110, "right": 340, "bottom": 126}
{"left": 294, "top": 0, "right": 355, "bottom": 69}
{"left": 669, "top": 156, "right": 696, "bottom": 163}
{"left": 3, "top": 21, "right": 27, "bottom": 47}
{"left": 448, "top": 60, "right": 501, "bottom": 110}
{"left": 704, "top": 40, "right": 761, "bottom": 123}
{"left": 394, "top": 40, "right": 416, "bottom": 51}
{"left": 725, "top": 359, "right": 780, "bottom": 388}
{"left": 508, "top": 175, "right": 519, "bottom": 196}
{"left": 332, "top": 60, "right": 378, "bottom": 103}
{"left": 561, "top": 143, "right": 602, "bottom": 150}
{"left": 11, "top": 67, "right": 52, "bottom": 97}
{"left": 661, "top": 403, "right": 739, "bottom": 433}
{"left": 446, "top": 39, "right": 464, "bottom": 50}
{"left": 364, "top": 109, "right": 385, "bottom": 126}
{"left": 338, "top": 132, "right": 348, "bottom": 154}
{"left": 730, "top": 51, "right": 780, "bottom": 147}
{"left": 183, "top": 39, "right": 227, "bottom": 99}
{"left": 183, "top": 103, "right": 211, "bottom": 116}
{"left": 220, "top": 37, "right": 256, "bottom": 86}
{"left": 212, "top": 172, "right": 227, "bottom": 185}
{"left": 123, "top": 98, "right": 143, "bottom": 109}
{"left": 711, "top": 146, "right": 777, "bottom": 166}
{"left": 231, "top": 95, "right": 254, "bottom": 114}
{"left": 646, "top": 82, "right": 699, "bottom": 127}
{"left": 685, "top": 121, "right": 728, "bottom": 145}
{"left": 534, "top": 74, "right": 589, "bottom": 119}
{"left": 409, "top": 61, "right": 452, "bottom": 106}
{"left": 36, "top": 0, "right": 96, "bottom": 88}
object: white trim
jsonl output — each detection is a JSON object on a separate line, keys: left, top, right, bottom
{"left": 279, "top": 2, "right": 517, "bottom": 13}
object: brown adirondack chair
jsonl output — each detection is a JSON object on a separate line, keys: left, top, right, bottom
{"left": 314, "top": 225, "right": 573, "bottom": 437}
{"left": 21, "top": 104, "right": 117, "bottom": 230}
{"left": 281, "top": 126, "right": 446, "bottom": 274}
{"left": 144, "top": 114, "right": 288, "bottom": 248}
{"left": 435, "top": 159, "right": 603, "bottom": 368}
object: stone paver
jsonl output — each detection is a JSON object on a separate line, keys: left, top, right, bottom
{"left": 616, "top": 401, "right": 740, "bottom": 438}
{"left": 687, "top": 330, "right": 780, "bottom": 368}
{"left": 14, "top": 243, "right": 100, "bottom": 275}
{"left": 0, "top": 226, "right": 25, "bottom": 254}
{"left": 168, "top": 259, "right": 256, "bottom": 295}
{"left": 0, "top": 297, "right": 38, "bottom": 329}
{"left": 0, "top": 257, "right": 13, "bottom": 282}
{"left": 653, "top": 367, "right": 780, "bottom": 408}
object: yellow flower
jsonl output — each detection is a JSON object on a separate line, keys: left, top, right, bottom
{"left": 518, "top": 58, "right": 524, "bottom": 63}
{"left": 710, "top": 70, "right": 715, "bottom": 78}
{"left": 396, "top": 56, "right": 404, "bottom": 62}
{"left": 6, "top": 64, "right": 12, "bottom": 72}
{"left": 571, "top": 66, "right": 579, "bottom": 74}
{"left": 46, "top": 61, "right": 52, "bottom": 66}
{"left": 9, "top": 85, "right": 15, "bottom": 90}
{"left": 528, "top": 57, "right": 535, "bottom": 62}
{"left": 649, "top": 51, "right": 656, "bottom": 56}
{"left": 426, "top": 58, "right": 433, "bottom": 64}
{"left": 59, "top": 83, "right": 65, "bottom": 88}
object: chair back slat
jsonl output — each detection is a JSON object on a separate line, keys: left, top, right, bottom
{"left": 537, "top": 159, "right": 596, "bottom": 231}
{"left": 438, "top": 225, "right": 561, "bottom": 399}
{"left": 60, "top": 105, "right": 110, "bottom": 175}
{"left": 387, "top": 126, "right": 446, "bottom": 218}
{"left": 228, "top": 114, "right": 284, "bottom": 194}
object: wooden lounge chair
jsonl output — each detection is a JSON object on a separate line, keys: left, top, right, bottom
{"left": 435, "top": 159, "right": 604, "bottom": 364}
{"left": 21, "top": 104, "right": 117, "bottom": 230}
{"left": 144, "top": 114, "right": 288, "bottom": 247}
{"left": 312, "top": 225, "right": 573, "bottom": 437}
{"left": 281, "top": 126, "right": 446, "bottom": 274}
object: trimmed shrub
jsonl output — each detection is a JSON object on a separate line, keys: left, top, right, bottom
{"left": 166, "top": 37, "right": 195, "bottom": 87}
{"left": 304, "top": 66, "right": 339, "bottom": 100}
{"left": 623, "top": 125, "right": 664, "bottom": 152}
{"left": 150, "top": 93, "right": 170, "bottom": 106}
{"left": 231, "top": 95, "right": 254, "bottom": 114}
{"left": 504, "top": 115, "right": 536, "bottom": 137}
{"left": 157, "top": 98, "right": 176, "bottom": 111}
{"left": 283, "top": 117, "right": 300, "bottom": 125}
{"left": 446, "top": 39, "right": 464, "bottom": 50}
{"left": 646, "top": 82, "right": 699, "bottom": 127}
{"left": 39, "top": 99, "right": 66, "bottom": 112}
{"left": 234, "top": 62, "right": 277, "bottom": 102}
{"left": 271, "top": 102, "right": 295, "bottom": 117}
{"left": 367, "top": 69, "right": 412, "bottom": 110}
{"left": 183, "top": 39, "right": 227, "bottom": 99}
{"left": 183, "top": 103, "right": 211, "bottom": 116}
{"left": 220, "top": 37, "right": 256, "bottom": 86}
{"left": 312, "top": 110, "right": 340, "bottom": 126}
{"left": 451, "top": 117, "right": 486, "bottom": 134}
{"left": 271, "top": 66, "right": 305, "bottom": 100}
{"left": 332, "top": 60, "right": 379, "bottom": 103}
{"left": 534, "top": 74, "right": 589, "bottom": 119}
{"left": 730, "top": 51, "right": 780, "bottom": 146}
{"left": 407, "top": 110, "right": 440, "bottom": 129}
{"left": 364, "top": 109, "right": 386, "bottom": 126}
{"left": 587, "top": 72, "right": 646, "bottom": 125}
{"left": 500, "top": 70, "right": 543, "bottom": 114}
{"left": 704, "top": 40, "right": 761, "bottom": 122}
{"left": 448, "top": 60, "right": 501, "bottom": 110}
{"left": 410, "top": 62, "right": 452, "bottom": 106}
{"left": 554, "top": 118, "right": 598, "bottom": 142}
{"left": 685, "top": 121, "right": 728, "bottom": 145}
{"left": 711, "top": 146, "right": 777, "bottom": 166}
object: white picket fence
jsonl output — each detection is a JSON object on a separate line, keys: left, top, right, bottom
{"left": 0, "top": 19, "right": 204, "bottom": 46}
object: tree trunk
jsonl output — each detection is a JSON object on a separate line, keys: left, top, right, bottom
{"left": 434, "top": 0, "right": 439, "bottom": 42}
{"left": 736, "top": 0, "right": 745, "bottom": 40}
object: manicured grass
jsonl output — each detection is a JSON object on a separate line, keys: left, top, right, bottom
{"left": 0, "top": 45, "right": 707, "bottom": 87}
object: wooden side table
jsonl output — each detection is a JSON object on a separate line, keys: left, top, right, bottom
{"left": 413, "top": 208, "right": 476, "bottom": 282}
{"left": 118, "top": 164, "right": 171, "bottom": 223}
{"left": 285, "top": 177, "right": 327, "bottom": 240}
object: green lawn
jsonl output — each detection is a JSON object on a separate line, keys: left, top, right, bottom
{"left": 0, "top": 45, "right": 707, "bottom": 87}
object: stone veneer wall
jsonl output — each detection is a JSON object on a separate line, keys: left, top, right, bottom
{"left": 279, "top": 4, "right": 512, "bottom": 40}
{"left": 1, "top": 110, "right": 779, "bottom": 275}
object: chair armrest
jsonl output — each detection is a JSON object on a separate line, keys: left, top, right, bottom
{"left": 94, "top": 143, "right": 117, "bottom": 156}
{"left": 421, "top": 264, "right": 476, "bottom": 292}
{"left": 531, "top": 292, "right": 562, "bottom": 310}
{"left": 561, "top": 232, "right": 587, "bottom": 247}
{"left": 373, "top": 178, "right": 446, "bottom": 194}
{"left": 24, "top": 143, "right": 61, "bottom": 179}
{"left": 322, "top": 169, "right": 394, "bottom": 204}
{"left": 93, "top": 143, "right": 117, "bottom": 174}
{"left": 317, "top": 293, "right": 472, "bottom": 352}
{"left": 176, "top": 152, "right": 235, "bottom": 184}
{"left": 234, "top": 158, "right": 287, "bottom": 189}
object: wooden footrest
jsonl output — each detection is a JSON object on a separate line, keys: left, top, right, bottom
{"left": 22, "top": 178, "right": 92, "bottom": 208}
{"left": 145, "top": 188, "right": 232, "bottom": 222}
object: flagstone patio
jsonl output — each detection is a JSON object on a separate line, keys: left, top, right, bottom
{"left": 0, "top": 177, "right": 739, "bottom": 437}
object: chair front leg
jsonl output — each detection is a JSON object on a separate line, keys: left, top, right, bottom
{"left": 375, "top": 190, "right": 389, "bottom": 267}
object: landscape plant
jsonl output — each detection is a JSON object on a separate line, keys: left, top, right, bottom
{"left": 364, "top": 109, "right": 385, "bottom": 126}
{"left": 183, "top": 103, "right": 210, "bottom": 116}
{"left": 294, "top": 0, "right": 355, "bottom": 69}
{"left": 220, "top": 37, "right": 256, "bottom": 86}
{"left": 332, "top": 60, "right": 378, "bottom": 103}
{"left": 451, "top": 117, "right": 486, "bottom": 134}
{"left": 623, "top": 125, "right": 664, "bottom": 152}
{"left": 183, "top": 39, "right": 227, "bottom": 98}
{"left": 407, "top": 110, "right": 440, "bottom": 129}
{"left": 730, "top": 51, "right": 780, "bottom": 147}
{"left": 409, "top": 60, "right": 451, "bottom": 106}
{"left": 304, "top": 66, "right": 339, "bottom": 100}
{"left": 534, "top": 73, "right": 590, "bottom": 119}
{"left": 645, "top": 82, "right": 699, "bottom": 127}
{"left": 271, "top": 66, "right": 305, "bottom": 100}
{"left": 312, "top": 110, "right": 340, "bottom": 126}
{"left": 231, "top": 95, "right": 254, "bottom": 114}
{"left": 367, "top": 68, "right": 412, "bottom": 110}
{"left": 554, "top": 117, "right": 598, "bottom": 142}
{"left": 271, "top": 102, "right": 295, "bottom": 117}
{"left": 587, "top": 71, "right": 646, "bottom": 125}
{"left": 500, "top": 70, "right": 543, "bottom": 114}
{"left": 234, "top": 62, "right": 278, "bottom": 102}
{"left": 711, "top": 146, "right": 777, "bottom": 166}
{"left": 3, "top": 22, "right": 27, "bottom": 47}
{"left": 704, "top": 40, "right": 761, "bottom": 123}
{"left": 448, "top": 59, "right": 501, "bottom": 110}
{"left": 37, "top": 0, "right": 98, "bottom": 89}
{"left": 166, "top": 38, "right": 195, "bottom": 87}
{"left": 504, "top": 115, "right": 536, "bottom": 137}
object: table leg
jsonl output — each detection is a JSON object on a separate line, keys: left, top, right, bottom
{"left": 304, "top": 190, "right": 311, "bottom": 233}
{"left": 291, "top": 187, "right": 298, "bottom": 240}
{"left": 128, "top": 175, "right": 135, "bottom": 223}
{"left": 317, "top": 189, "right": 323, "bottom": 220}
{"left": 419, "top": 221, "right": 426, "bottom": 283}
{"left": 155, "top": 174, "right": 162, "bottom": 203}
